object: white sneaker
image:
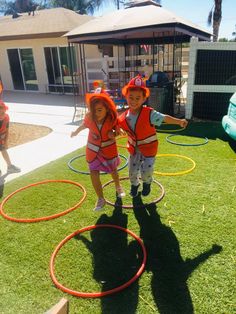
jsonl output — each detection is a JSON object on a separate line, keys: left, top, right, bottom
{"left": 7, "top": 164, "right": 21, "bottom": 173}
{"left": 116, "top": 186, "right": 126, "bottom": 198}
{"left": 93, "top": 198, "right": 106, "bottom": 211}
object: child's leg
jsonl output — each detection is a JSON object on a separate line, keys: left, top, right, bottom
{"left": 111, "top": 169, "right": 121, "bottom": 190}
{"left": 141, "top": 157, "right": 155, "bottom": 196}
{"left": 140, "top": 157, "right": 155, "bottom": 184}
{"left": 111, "top": 169, "right": 125, "bottom": 197}
{"left": 1, "top": 149, "right": 11, "bottom": 166}
{"left": 129, "top": 152, "right": 142, "bottom": 197}
{"left": 90, "top": 170, "right": 106, "bottom": 211}
{"left": 128, "top": 152, "right": 142, "bottom": 186}
{"left": 90, "top": 170, "right": 104, "bottom": 199}
{"left": 1, "top": 149, "right": 21, "bottom": 173}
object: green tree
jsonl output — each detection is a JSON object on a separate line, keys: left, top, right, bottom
{"left": 218, "top": 37, "right": 228, "bottom": 42}
{"left": 207, "top": 0, "right": 222, "bottom": 42}
{"left": 232, "top": 24, "right": 236, "bottom": 41}
{"left": 1, "top": 0, "right": 46, "bottom": 15}
{"left": 51, "top": 0, "right": 105, "bottom": 14}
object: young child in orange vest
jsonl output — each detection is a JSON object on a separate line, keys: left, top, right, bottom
{"left": 71, "top": 88, "right": 125, "bottom": 211}
{"left": 0, "top": 100, "right": 21, "bottom": 175}
{"left": 118, "top": 75, "right": 188, "bottom": 197}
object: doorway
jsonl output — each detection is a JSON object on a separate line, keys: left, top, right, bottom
{"left": 7, "top": 48, "right": 38, "bottom": 91}
{"left": 44, "top": 46, "right": 78, "bottom": 94}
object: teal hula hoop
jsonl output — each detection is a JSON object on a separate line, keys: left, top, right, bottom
{"left": 166, "top": 134, "right": 208, "bottom": 146}
{"left": 68, "top": 154, "right": 128, "bottom": 175}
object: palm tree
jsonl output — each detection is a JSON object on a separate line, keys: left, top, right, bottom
{"left": 207, "top": 0, "right": 222, "bottom": 42}
{"left": 51, "top": 0, "right": 105, "bottom": 15}
{"left": 2, "top": 0, "right": 44, "bottom": 16}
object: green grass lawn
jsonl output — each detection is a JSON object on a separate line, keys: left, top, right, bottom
{"left": 0, "top": 121, "right": 235, "bottom": 314}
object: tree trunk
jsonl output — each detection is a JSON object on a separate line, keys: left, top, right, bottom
{"left": 213, "top": 0, "right": 222, "bottom": 41}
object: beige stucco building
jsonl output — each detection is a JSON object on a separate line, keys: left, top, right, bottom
{"left": 0, "top": 8, "right": 100, "bottom": 94}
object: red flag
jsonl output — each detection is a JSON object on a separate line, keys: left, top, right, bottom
{"left": 140, "top": 45, "right": 149, "bottom": 53}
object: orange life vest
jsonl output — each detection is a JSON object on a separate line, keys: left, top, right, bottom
{"left": 0, "top": 114, "right": 9, "bottom": 145}
{"left": 118, "top": 107, "right": 158, "bottom": 157}
{"left": 84, "top": 115, "right": 119, "bottom": 163}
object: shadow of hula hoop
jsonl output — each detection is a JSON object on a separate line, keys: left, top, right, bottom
{"left": 68, "top": 154, "right": 128, "bottom": 175}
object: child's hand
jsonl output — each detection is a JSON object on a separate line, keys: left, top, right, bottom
{"left": 107, "top": 130, "right": 115, "bottom": 139}
{"left": 118, "top": 128, "right": 127, "bottom": 136}
{"left": 179, "top": 119, "right": 188, "bottom": 128}
{"left": 70, "top": 131, "right": 77, "bottom": 137}
{"left": 114, "top": 125, "right": 121, "bottom": 136}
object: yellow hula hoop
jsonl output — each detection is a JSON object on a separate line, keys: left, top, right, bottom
{"left": 116, "top": 135, "right": 128, "bottom": 149}
{"left": 156, "top": 126, "right": 186, "bottom": 133}
{"left": 154, "top": 153, "right": 196, "bottom": 176}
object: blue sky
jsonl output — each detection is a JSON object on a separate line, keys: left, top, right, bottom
{"left": 95, "top": 0, "right": 236, "bottom": 39}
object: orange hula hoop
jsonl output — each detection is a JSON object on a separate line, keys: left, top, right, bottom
{"left": 0, "top": 180, "right": 87, "bottom": 223}
{"left": 50, "top": 224, "right": 147, "bottom": 298}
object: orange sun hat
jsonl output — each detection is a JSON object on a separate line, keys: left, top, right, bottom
{"left": 0, "top": 99, "right": 8, "bottom": 111}
{"left": 122, "top": 75, "right": 150, "bottom": 98}
{"left": 85, "top": 87, "right": 117, "bottom": 113}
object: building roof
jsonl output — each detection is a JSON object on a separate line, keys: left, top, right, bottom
{"left": 0, "top": 7, "right": 93, "bottom": 41}
{"left": 66, "top": 3, "right": 212, "bottom": 45}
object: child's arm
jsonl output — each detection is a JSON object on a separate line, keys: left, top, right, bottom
{"left": 163, "top": 115, "right": 188, "bottom": 128}
{"left": 71, "top": 123, "right": 86, "bottom": 137}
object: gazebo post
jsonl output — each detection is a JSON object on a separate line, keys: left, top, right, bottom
{"left": 152, "top": 32, "right": 155, "bottom": 74}
{"left": 68, "top": 42, "right": 77, "bottom": 122}
{"left": 72, "top": 43, "right": 87, "bottom": 123}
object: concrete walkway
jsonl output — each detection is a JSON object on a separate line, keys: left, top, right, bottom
{"left": 0, "top": 91, "right": 88, "bottom": 183}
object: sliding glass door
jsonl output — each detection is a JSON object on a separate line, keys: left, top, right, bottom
{"left": 44, "top": 46, "right": 78, "bottom": 93}
{"left": 7, "top": 49, "right": 24, "bottom": 90}
{"left": 7, "top": 48, "right": 38, "bottom": 91}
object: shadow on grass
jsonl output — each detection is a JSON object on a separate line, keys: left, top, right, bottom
{"left": 0, "top": 173, "right": 10, "bottom": 198}
{"left": 77, "top": 198, "right": 141, "bottom": 314}
{"left": 133, "top": 194, "right": 222, "bottom": 314}
{"left": 159, "top": 121, "right": 236, "bottom": 153}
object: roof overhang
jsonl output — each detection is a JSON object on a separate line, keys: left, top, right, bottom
{"left": 68, "top": 23, "right": 211, "bottom": 45}
{"left": 0, "top": 32, "right": 66, "bottom": 41}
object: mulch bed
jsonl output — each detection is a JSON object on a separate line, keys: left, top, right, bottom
{"left": 8, "top": 122, "right": 52, "bottom": 148}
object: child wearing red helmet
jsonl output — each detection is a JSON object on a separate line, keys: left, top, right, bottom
{"left": 0, "top": 100, "right": 21, "bottom": 175}
{"left": 71, "top": 88, "right": 125, "bottom": 211}
{"left": 119, "top": 75, "right": 188, "bottom": 197}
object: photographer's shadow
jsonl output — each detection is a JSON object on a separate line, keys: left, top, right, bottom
{"left": 133, "top": 195, "right": 222, "bottom": 314}
{"left": 77, "top": 199, "right": 141, "bottom": 314}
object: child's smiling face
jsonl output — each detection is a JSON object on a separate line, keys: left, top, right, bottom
{"left": 126, "top": 89, "right": 146, "bottom": 114}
